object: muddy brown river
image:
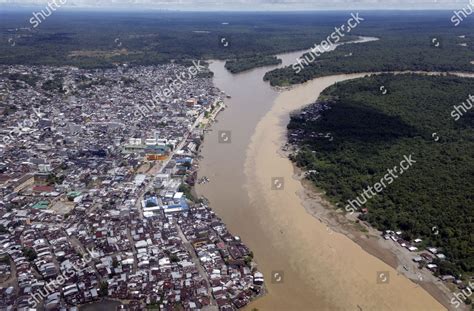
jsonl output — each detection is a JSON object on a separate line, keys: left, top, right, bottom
{"left": 196, "top": 38, "right": 446, "bottom": 311}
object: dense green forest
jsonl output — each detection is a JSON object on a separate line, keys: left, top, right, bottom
{"left": 224, "top": 55, "right": 282, "bottom": 73}
{"left": 288, "top": 74, "right": 474, "bottom": 277}
{"left": 0, "top": 11, "right": 357, "bottom": 68}
{"left": 264, "top": 15, "right": 474, "bottom": 85}
{"left": 1, "top": 11, "right": 473, "bottom": 74}
{"left": 264, "top": 35, "right": 474, "bottom": 86}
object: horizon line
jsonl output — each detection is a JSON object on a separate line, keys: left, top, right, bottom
{"left": 0, "top": 6, "right": 467, "bottom": 12}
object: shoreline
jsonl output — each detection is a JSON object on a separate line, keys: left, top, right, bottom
{"left": 199, "top": 69, "right": 471, "bottom": 310}
{"left": 198, "top": 51, "right": 472, "bottom": 309}
{"left": 191, "top": 99, "right": 268, "bottom": 308}
{"left": 289, "top": 159, "right": 461, "bottom": 310}
{"left": 272, "top": 71, "right": 474, "bottom": 310}
{"left": 242, "top": 72, "right": 452, "bottom": 310}
{"left": 270, "top": 70, "right": 474, "bottom": 91}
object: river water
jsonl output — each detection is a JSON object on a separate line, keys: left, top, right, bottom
{"left": 196, "top": 38, "right": 446, "bottom": 310}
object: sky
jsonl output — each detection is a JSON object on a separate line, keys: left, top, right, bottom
{"left": 0, "top": 0, "right": 471, "bottom": 10}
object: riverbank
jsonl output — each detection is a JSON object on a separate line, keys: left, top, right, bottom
{"left": 291, "top": 162, "right": 461, "bottom": 311}
{"left": 196, "top": 37, "right": 470, "bottom": 310}
{"left": 278, "top": 71, "right": 474, "bottom": 311}
{"left": 191, "top": 98, "right": 268, "bottom": 308}
{"left": 243, "top": 73, "right": 448, "bottom": 310}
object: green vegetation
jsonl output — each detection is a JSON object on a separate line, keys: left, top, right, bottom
{"left": 244, "top": 252, "right": 254, "bottom": 266}
{"left": 22, "top": 247, "right": 37, "bottom": 261}
{"left": 1, "top": 72, "right": 40, "bottom": 87}
{"left": 99, "top": 281, "right": 109, "bottom": 297}
{"left": 0, "top": 11, "right": 356, "bottom": 68}
{"left": 264, "top": 14, "right": 474, "bottom": 86}
{"left": 225, "top": 55, "right": 282, "bottom": 73}
{"left": 2, "top": 11, "right": 473, "bottom": 75}
{"left": 0, "top": 224, "right": 8, "bottom": 234}
{"left": 353, "top": 221, "right": 369, "bottom": 233}
{"left": 0, "top": 256, "right": 10, "bottom": 264}
{"left": 112, "top": 257, "right": 119, "bottom": 268}
{"left": 170, "top": 254, "right": 179, "bottom": 263}
{"left": 41, "top": 76, "right": 64, "bottom": 92}
{"left": 47, "top": 173, "right": 65, "bottom": 185}
{"left": 178, "top": 183, "right": 196, "bottom": 202}
{"left": 120, "top": 76, "right": 138, "bottom": 86}
{"left": 146, "top": 303, "right": 161, "bottom": 310}
{"left": 289, "top": 74, "right": 474, "bottom": 277}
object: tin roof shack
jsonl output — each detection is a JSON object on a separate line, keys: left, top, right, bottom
{"left": 0, "top": 64, "right": 266, "bottom": 309}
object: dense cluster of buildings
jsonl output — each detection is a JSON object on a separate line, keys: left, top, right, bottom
{"left": 287, "top": 101, "right": 334, "bottom": 145}
{"left": 0, "top": 64, "right": 264, "bottom": 310}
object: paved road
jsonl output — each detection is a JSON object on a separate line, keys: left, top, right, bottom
{"left": 135, "top": 112, "right": 205, "bottom": 219}
{"left": 175, "top": 223, "right": 218, "bottom": 310}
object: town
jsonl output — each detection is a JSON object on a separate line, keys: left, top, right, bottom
{"left": 0, "top": 64, "right": 265, "bottom": 310}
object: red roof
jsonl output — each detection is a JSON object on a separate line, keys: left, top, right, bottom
{"left": 32, "top": 185, "right": 54, "bottom": 193}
